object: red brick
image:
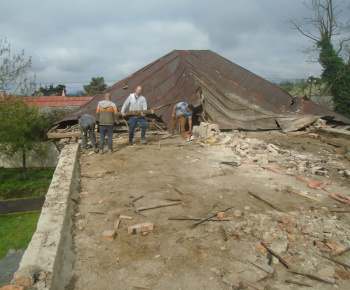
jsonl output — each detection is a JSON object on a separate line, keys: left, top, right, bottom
{"left": 335, "top": 148, "right": 345, "bottom": 154}
{"left": 255, "top": 242, "right": 267, "bottom": 253}
{"left": 102, "top": 230, "right": 116, "bottom": 241}
{"left": 128, "top": 222, "right": 154, "bottom": 235}
{"left": 287, "top": 234, "right": 296, "bottom": 242}
{"left": 217, "top": 212, "right": 225, "bottom": 218}
{"left": 281, "top": 216, "right": 291, "bottom": 225}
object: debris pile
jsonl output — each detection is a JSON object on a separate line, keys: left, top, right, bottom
{"left": 197, "top": 131, "right": 350, "bottom": 180}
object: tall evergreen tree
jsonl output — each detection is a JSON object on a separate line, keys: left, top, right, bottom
{"left": 83, "top": 77, "right": 107, "bottom": 95}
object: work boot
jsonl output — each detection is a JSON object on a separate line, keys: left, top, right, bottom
{"left": 108, "top": 149, "right": 113, "bottom": 154}
{"left": 140, "top": 138, "right": 147, "bottom": 144}
{"left": 99, "top": 150, "right": 104, "bottom": 155}
{"left": 94, "top": 147, "right": 99, "bottom": 153}
{"left": 128, "top": 141, "right": 134, "bottom": 146}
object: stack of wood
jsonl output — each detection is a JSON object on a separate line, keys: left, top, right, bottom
{"left": 47, "top": 124, "right": 80, "bottom": 139}
{"left": 47, "top": 116, "right": 167, "bottom": 139}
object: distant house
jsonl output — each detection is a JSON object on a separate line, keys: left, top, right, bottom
{"left": 25, "top": 96, "right": 93, "bottom": 115}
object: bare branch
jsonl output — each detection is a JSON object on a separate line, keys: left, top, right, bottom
{"left": 291, "top": 0, "right": 350, "bottom": 62}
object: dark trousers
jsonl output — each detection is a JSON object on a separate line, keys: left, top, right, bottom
{"left": 99, "top": 125, "right": 113, "bottom": 150}
{"left": 80, "top": 120, "right": 97, "bottom": 149}
{"left": 128, "top": 117, "right": 146, "bottom": 142}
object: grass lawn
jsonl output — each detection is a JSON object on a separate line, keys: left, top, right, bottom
{"left": 0, "top": 212, "right": 41, "bottom": 259}
{"left": 0, "top": 168, "right": 55, "bottom": 200}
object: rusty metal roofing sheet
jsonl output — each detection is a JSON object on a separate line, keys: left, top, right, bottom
{"left": 59, "top": 50, "right": 350, "bottom": 131}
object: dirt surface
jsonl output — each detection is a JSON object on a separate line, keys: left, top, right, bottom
{"left": 69, "top": 129, "right": 350, "bottom": 290}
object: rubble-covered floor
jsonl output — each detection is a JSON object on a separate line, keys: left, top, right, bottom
{"left": 68, "top": 129, "right": 350, "bottom": 290}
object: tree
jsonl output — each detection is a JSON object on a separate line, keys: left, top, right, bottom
{"left": 0, "top": 97, "right": 46, "bottom": 179}
{"left": 36, "top": 84, "right": 66, "bottom": 96}
{"left": 290, "top": 0, "right": 350, "bottom": 62}
{"left": 318, "top": 37, "right": 350, "bottom": 117}
{"left": 0, "top": 38, "right": 36, "bottom": 95}
{"left": 291, "top": 1, "right": 350, "bottom": 117}
{"left": 83, "top": 77, "right": 107, "bottom": 95}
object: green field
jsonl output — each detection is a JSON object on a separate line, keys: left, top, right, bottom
{"left": 0, "top": 168, "right": 54, "bottom": 200}
{"left": 0, "top": 212, "right": 41, "bottom": 259}
{"left": 0, "top": 168, "right": 54, "bottom": 259}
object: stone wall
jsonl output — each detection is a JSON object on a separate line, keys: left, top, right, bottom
{"left": 11, "top": 144, "right": 79, "bottom": 289}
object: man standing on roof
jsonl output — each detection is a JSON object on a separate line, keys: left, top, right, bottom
{"left": 171, "top": 102, "right": 195, "bottom": 137}
{"left": 78, "top": 114, "right": 98, "bottom": 153}
{"left": 121, "top": 86, "right": 147, "bottom": 145}
{"left": 96, "top": 93, "right": 119, "bottom": 154}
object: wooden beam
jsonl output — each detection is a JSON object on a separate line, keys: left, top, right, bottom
{"left": 47, "top": 132, "right": 81, "bottom": 139}
{"left": 318, "top": 127, "right": 350, "bottom": 140}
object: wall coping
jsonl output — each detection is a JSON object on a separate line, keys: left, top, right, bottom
{"left": 11, "top": 143, "right": 79, "bottom": 289}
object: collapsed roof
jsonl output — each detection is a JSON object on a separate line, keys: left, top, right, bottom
{"left": 60, "top": 50, "right": 350, "bottom": 132}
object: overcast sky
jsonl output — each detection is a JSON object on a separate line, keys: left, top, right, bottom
{"left": 1, "top": 0, "right": 349, "bottom": 94}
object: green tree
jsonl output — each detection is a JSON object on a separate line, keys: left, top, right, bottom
{"left": 318, "top": 37, "right": 350, "bottom": 117}
{"left": 36, "top": 84, "right": 66, "bottom": 96}
{"left": 83, "top": 77, "right": 107, "bottom": 95}
{"left": 0, "top": 38, "right": 36, "bottom": 95}
{"left": 291, "top": 1, "right": 350, "bottom": 117}
{"left": 0, "top": 97, "right": 46, "bottom": 179}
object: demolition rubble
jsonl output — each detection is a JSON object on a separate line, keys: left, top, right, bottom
{"left": 68, "top": 121, "right": 349, "bottom": 290}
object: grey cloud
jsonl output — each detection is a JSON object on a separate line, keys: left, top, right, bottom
{"left": 1, "top": 0, "right": 348, "bottom": 93}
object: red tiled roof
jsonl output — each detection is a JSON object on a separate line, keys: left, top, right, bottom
{"left": 25, "top": 96, "right": 93, "bottom": 107}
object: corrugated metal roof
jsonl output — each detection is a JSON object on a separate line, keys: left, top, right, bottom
{"left": 26, "top": 96, "right": 93, "bottom": 107}
{"left": 59, "top": 50, "right": 350, "bottom": 131}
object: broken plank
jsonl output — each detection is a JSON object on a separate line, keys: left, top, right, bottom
{"left": 285, "top": 280, "right": 311, "bottom": 287}
{"left": 322, "top": 255, "right": 350, "bottom": 269}
{"left": 289, "top": 270, "right": 335, "bottom": 284}
{"left": 248, "top": 191, "right": 284, "bottom": 212}
{"left": 286, "top": 189, "right": 321, "bottom": 202}
{"left": 114, "top": 219, "right": 121, "bottom": 230}
{"left": 168, "top": 217, "right": 233, "bottom": 221}
{"left": 261, "top": 242, "right": 289, "bottom": 269}
{"left": 248, "top": 259, "right": 274, "bottom": 274}
{"left": 47, "top": 131, "right": 81, "bottom": 139}
{"left": 119, "top": 215, "right": 133, "bottom": 220}
{"left": 318, "top": 127, "right": 350, "bottom": 140}
{"left": 190, "top": 207, "right": 233, "bottom": 229}
{"left": 131, "top": 195, "right": 144, "bottom": 203}
{"left": 332, "top": 247, "right": 350, "bottom": 256}
{"left": 138, "top": 202, "right": 182, "bottom": 211}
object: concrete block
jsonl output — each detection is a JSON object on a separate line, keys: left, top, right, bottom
{"left": 193, "top": 122, "right": 220, "bottom": 138}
